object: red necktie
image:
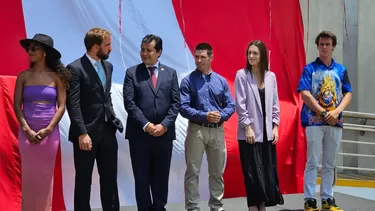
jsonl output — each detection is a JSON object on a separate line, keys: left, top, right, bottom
{"left": 148, "top": 66, "right": 157, "bottom": 88}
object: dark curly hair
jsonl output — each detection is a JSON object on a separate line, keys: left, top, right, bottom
{"left": 30, "top": 48, "right": 71, "bottom": 89}
{"left": 315, "top": 30, "right": 337, "bottom": 47}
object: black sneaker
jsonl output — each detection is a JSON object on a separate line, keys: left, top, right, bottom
{"left": 304, "top": 198, "right": 320, "bottom": 211}
{"left": 321, "top": 197, "right": 343, "bottom": 211}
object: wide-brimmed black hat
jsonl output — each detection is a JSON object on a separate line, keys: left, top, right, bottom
{"left": 19, "top": 33, "right": 61, "bottom": 59}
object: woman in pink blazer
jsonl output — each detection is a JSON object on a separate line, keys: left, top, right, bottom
{"left": 234, "top": 40, "right": 284, "bottom": 211}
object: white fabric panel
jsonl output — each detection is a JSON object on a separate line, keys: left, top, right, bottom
{"left": 22, "top": 0, "right": 213, "bottom": 209}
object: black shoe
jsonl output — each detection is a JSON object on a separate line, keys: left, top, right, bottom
{"left": 304, "top": 198, "right": 320, "bottom": 211}
{"left": 321, "top": 197, "right": 343, "bottom": 211}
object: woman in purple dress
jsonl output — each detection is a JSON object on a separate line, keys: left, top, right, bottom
{"left": 13, "top": 34, "right": 70, "bottom": 211}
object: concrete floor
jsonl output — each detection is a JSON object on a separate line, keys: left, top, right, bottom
{"left": 91, "top": 192, "right": 375, "bottom": 211}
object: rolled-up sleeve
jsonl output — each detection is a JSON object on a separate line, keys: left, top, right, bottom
{"left": 235, "top": 70, "right": 254, "bottom": 128}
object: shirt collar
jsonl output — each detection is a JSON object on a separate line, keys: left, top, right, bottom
{"left": 86, "top": 53, "right": 101, "bottom": 67}
{"left": 198, "top": 69, "right": 213, "bottom": 82}
{"left": 196, "top": 68, "right": 213, "bottom": 76}
{"left": 145, "top": 61, "right": 160, "bottom": 70}
{"left": 315, "top": 57, "right": 335, "bottom": 68}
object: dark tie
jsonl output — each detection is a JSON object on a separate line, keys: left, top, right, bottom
{"left": 148, "top": 66, "right": 157, "bottom": 89}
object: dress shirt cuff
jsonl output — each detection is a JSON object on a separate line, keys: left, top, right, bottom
{"left": 143, "top": 122, "right": 150, "bottom": 132}
{"left": 219, "top": 111, "right": 228, "bottom": 122}
{"left": 199, "top": 111, "right": 207, "bottom": 122}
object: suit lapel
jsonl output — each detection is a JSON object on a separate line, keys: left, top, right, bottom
{"left": 246, "top": 70, "right": 262, "bottom": 113}
{"left": 82, "top": 55, "right": 105, "bottom": 93}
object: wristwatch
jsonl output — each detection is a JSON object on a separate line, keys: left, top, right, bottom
{"left": 321, "top": 111, "right": 327, "bottom": 117}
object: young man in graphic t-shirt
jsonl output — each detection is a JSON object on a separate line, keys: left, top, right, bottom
{"left": 297, "top": 30, "right": 352, "bottom": 211}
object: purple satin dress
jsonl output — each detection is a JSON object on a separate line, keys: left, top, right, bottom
{"left": 18, "top": 85, "right": 60, "bottom": 211}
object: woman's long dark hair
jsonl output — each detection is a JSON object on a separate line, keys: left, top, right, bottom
{"left": 30, "top": 48, "right": 71, "bottom": 89}
{"left": 245, "top": 40, "right": 269, "bottom": 83}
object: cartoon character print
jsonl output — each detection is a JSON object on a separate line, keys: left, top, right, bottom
{"left": 307, "top": 70, "right": 342, "bottom": 125}
{"left": 318, "top": 73, "right": 337, "bottom": 111}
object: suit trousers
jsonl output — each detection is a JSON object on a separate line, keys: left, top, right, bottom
{"left": 304, "top": 126, "right": 342, "bottom": 201}
{"left": 73, "top": 121, "right": 119, "bottom": 211}
{"left": 184, "top": 122, "right": 226, "bottom": 211}
{"left": 129, "top": 137, "right": 173, "bottom": 211}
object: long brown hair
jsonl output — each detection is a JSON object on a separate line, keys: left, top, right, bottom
{"left": 245, "top": 40, "right": 268, "bottom": 83}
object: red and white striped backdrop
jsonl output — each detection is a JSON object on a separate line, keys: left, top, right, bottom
{"left": 0, "top": 0, "right": 307, "bottom": 210}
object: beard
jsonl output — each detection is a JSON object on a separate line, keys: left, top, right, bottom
{"left": 97, "top": 49, "right": 111, "bottom": 60}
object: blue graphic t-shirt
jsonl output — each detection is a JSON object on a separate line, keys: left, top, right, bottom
{"left": 297, "top": 58, "right": 352, "bottom": 127}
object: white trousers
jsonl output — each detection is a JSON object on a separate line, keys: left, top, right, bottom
{"left": 304, "top": 126, "right": 342, "bottom": 200}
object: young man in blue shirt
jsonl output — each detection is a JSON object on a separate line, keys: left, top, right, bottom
{"left": 297, "top": 30, "right": 352, "bottom": 211}
{"left": 180, "top": 43, "right": 235, "bottom": 211}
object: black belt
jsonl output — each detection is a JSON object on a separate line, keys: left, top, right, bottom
{"left": 190, "top": 121, "right": 223, "bottom": 128}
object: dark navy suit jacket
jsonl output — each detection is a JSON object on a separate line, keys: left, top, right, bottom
{"left": 66, "top": 54, "right": 123, "bottom": 142}
{"left": 123, "top": 63, "right": 180, "bottom": 141}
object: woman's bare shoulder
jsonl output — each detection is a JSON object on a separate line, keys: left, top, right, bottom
{"left": 17, "top": 69, "right": 32, "bottom": 79}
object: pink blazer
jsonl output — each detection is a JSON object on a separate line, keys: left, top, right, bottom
{"left": 234, "top": 68, "right": 280, "bottom": 142}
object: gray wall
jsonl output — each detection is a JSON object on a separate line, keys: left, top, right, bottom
{"left": 357, "top": 0, "right": 375, "bottom": 175}
{"left": 299, "top": 0, "right": 375, "bottom": 175}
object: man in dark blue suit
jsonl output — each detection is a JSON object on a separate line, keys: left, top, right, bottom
{"left": 123, "top": 34, "right": 180, "bottom": 211}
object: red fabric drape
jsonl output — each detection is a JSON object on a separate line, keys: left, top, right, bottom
{"left": 172, "top": 0, "right": 307, "bottom": 196}
{"left": 270, "top": 0, "right": 307, "bottom": 193}
{"left": 0, "top": 1, "right": 28, "bottom": 75}
{"left": 0, "top": 76, "right": 21, "bottom": 211}
{"left": 0, "top": 1, "right": 27, "bottom": 210}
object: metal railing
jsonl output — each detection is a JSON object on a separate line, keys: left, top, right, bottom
{"left": 343, "top": 110, "right": 375, "bottom": 135}
{"left": 343, "top": 110, "right": 375, "bottom": 120}
{"left": 336, "top": 110, "right": 375, "bottom": 174}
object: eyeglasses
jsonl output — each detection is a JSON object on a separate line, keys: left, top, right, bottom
{"left": 25, "top": 46, "right": 42, "bottom": 52}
